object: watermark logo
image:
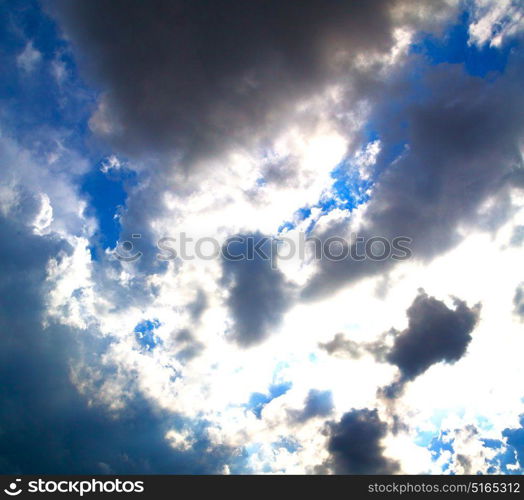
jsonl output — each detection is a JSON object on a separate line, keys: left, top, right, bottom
{"left": 113, "top": 231, "right": 412, "bottom": 266}
{"left": 8, "top": 479, "right": 145, "bottom": 496}
{"left": 4, "top": 479, "right": 22, "bottom": 496}
{"left": 115, "top": 233, "right": 143, "bottom": 262}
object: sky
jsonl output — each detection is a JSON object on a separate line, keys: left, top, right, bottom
{"left": 1, "top": 0, "right": 524, "bottom": 474}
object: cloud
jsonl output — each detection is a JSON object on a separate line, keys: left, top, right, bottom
{"left": 510, "top": 225, "right": 524, "bottom": 246}
{"left": 303, "top": 52, "right": 524, "bottom": 300}
{"left": 513, "top": 284, "right": 524, "bottom": 319}
{"left": 289, "top": 389, "right": 334, "bottom": 423}
{"left": 0, "top": 131, "right": 236, "bottom": 473}
{"left": 468, "top": 0, "right": 524, "bottom": 48}
{"left": 0, "top": 131, "right": 90, "bottom": 239}
{"left": 320, "top": 333, "right": 363, "bottom": 359}
{"left": 188, "top": 289, "right": 208, "bottom": 322}
{"left": 170, "top": 329, "right": 205, "bottom": 363}
{"left": 16, "top": 41, "right": 42, "bottom": 73}
{"left": 222, "top": 233, "right": 294, "bottom": 347}
{"left": 323, "top": 408, "right": 400, "bottom": 474}
{"left": 319, "top": 332, "right": 390, "bottom": 361}
{"left": 0, "top": 209, "right": 237, "bottom": 473}
{"left": 49, "top": 0, "right": 402, "bottom": 165}
{"left": 382, "top": 290, "right": 480, "bottom": 397}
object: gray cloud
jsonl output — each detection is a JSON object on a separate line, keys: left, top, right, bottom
{"left": 320, "top": 291, "right": 480, "bottom": 399}
{"left": 188, "top": 289, "right": 208, "bottom": 322}
{"left": 510, "top": 225, "right": 524, "bottom": 246}
{"left": 49, "top": 0, "right": 400, "bottom": 165}
{"left": 171, "top": 328, "right": 205, "bottom": 363}
{"left": 381, "top": 290, "right": 480, "bottom": 397}
{"left": 456, "top": 454, "right": 472, "bottom": 474}
{"left": 319, "top": 332, "right": 390, "bottom": 361}
{"left": 319, "top": 333, "right": 362, "bottom": 359}
{"left": 0, "top": 209, "right": 236, "bottom": 473}
{"left": 222, "top": 233, "right": 294, "bottom": 347}
{"left": 303, "top": 53, "right": 524, "bottom": 300}
{"left": 514, "top": 284, "right": 524, "bottom": 319}
{"left": 323, "top": 408, "right": 399, "bottom": 474}
{"left": 289, "top": 389, "right": 334, "bottom": 423}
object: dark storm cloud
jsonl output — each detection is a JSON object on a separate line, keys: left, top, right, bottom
{"left": 222, "top": 233, "right": 293, "bottom": 347}
{"left": 323, "top": 408, "right": 399, "bottom": 474}
{"left": 0, "top": 211, "right": 236, "bottom": 473}
{"left": 319, "top": 291, "right": 480, "bottom": 398}
{"left": 289, "top": 389, "right": 333, "bottom": 423}
{"left": 381, "top": 290, "right": 480, "bottom": 397}
{"left": 303, "top": 54, "right": 524, "bottom": 300}
{"left": 49, "top": 0, "right": 399, "bottom": 164}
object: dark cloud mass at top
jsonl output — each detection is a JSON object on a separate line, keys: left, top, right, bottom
{"left": 49, "top": 0, "right": 411, "bottom": 165}
{"left": 48, "top": 0, "right": 524, "bottom": 304}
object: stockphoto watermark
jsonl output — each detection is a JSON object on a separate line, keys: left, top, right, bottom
{"left": 113, "top": 232, "right": 412, "bottom": 266}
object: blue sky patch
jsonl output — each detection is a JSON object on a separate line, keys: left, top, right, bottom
{"left": 411, "top": 11, "right": 514, "bottom": 78}
{"left": 246, "top": 381, "right": 292, "bottom": 419}
{"left": 134, "top": 319, "right": 162, "bottom": 351}
{"left": 81, "top": 161, "right": 136, "bottom": 250}
{"left": 429, "top": 430, "right": 454, "bottom": 464}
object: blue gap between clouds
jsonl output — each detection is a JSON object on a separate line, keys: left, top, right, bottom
{"left": 246, "top": 381, "right": 292, "bottom": 419}
{"left": 276, "top": 156, "right": 373, "bottom": 234}
{"left": 245, "top": 362, "right": 292, "bottom": 419}
{"left": 278, "top": 9, "right": 514, "bottom": 235}
{"left": 1, "top": 0, "right": 130, "bottom": 259}
{"left": 0, "top": 0, "right": 96, "bottom": 150}
{"left": 277, "top": 132, "right": 405, "bottom": 234}
{"left": 272, "top": 436, "right": 301, "bottom": 454}
{"left": 245, "top": 361, "right": 292, "bottom": 419}
{"left": 497, "top": 417, "right": 524, "bottom": 474}
{"left": 429, "top": 431, "right": 454, "bottom": 473}
{"left": 81, "top": 164, "right": 137, "bottom": 254}
{"left": 410, "top": 11, "right": 514, "bottom": 78}
{"left": 134, "top": 319, "right": 162, "bottom": 351}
